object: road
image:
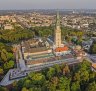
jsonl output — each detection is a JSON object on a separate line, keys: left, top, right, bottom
{"left": 0, "top": 45, "right": 26, "bottom": 86}
{"left": 18, "top": 45, "right": 26, "bottom": 71}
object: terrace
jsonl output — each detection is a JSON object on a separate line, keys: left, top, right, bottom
{"left": 26, "top": 53, "right": 54, "bottom": 60}
{"left": 26, "top": 53, "right": 74, "bottom": 66}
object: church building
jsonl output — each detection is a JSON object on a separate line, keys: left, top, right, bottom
{"left": 53, "top": 12, "right": 70, "bottom": 56}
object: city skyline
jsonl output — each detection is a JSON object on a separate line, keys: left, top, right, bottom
{"left": 0, "top": 0, "right": 96, "bottom": 10}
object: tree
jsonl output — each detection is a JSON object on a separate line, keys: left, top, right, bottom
{"left": 51, "top": 77, "right": 59, "bottom": 86}
{"left": 73, "top": 72, "right": 80, "bottom": 82}
{"left": 85, "top": 82, "right": 96, "bottom": 91}
{"left": 90, "top": 43, "right": 96, "bottom": 54}
{"left": 29, "top": 72, "right": 46, "bottom": 86}
{"left": 23, "top": 79, "right": 31, "bottom": 88}
{"left": 7, "top": 53, "right": 14, "bottom": 60}
{"left": 47, "top": 81, "right": 57, "bottom": 91}
{"left": 63, "top": 64, "right": 70, "bottom": 76}
{"left": 17, "top": 79, "right": 25, "bottom": 90}
{"left": 8, "top": 60, "right": 14, "bottom": 68}
{"left": 89, "top": 71, "right": 96, "bottom": 82}
{"left": 29, "top": 88, "right": 34, "bottom": 91}
{"left": 58, "top": 77, "right": 70, "bottom": 91}
{"left": 7, "top": 58, "right": 96, "bottom": 91}
{"left": 71, "top": 82, "right": 81, "bottom": 91}
{"left": 1, "top": 49, "right": 8, "bottom": 62}
{"left": 80, "top": 60, "right": 91, "bottom": 71}
{"left": 77, "top": 60, "right": 91, "bottom": 90}
{"left": 47, "top": 67, "right": 55, "bottom": 79}
{"left": 0, "top": 28, "right": 34, "bottom": 43}
{"left": 0, "top": 86, "right": 9, "bottom": 91}
{"left": 0, "top": 68, "right": 4, "bottom": 74}
{"left": 4, "top": 60, "right": 14, "bottom": 69}
{"left": 21, "top": 87, "right": 29, "bottom": 91}
{"left": 54, "top": 64, "right": 62, "bottom": 76}
{"left": 80, "top": 70, "right": 89, "bottom": 84}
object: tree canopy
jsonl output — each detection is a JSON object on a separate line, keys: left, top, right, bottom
{"left": 11, "top": 60, "right": 96, "bottom": 91}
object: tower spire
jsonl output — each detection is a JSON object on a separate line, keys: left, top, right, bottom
{"left": 54, "top": 11, "right": 61, "bottom": 47}
{"left": 56, "top": 11, "right": 60, "bottom": 26}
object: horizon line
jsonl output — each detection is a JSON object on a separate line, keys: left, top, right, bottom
{"left": 0, "top": 8, "right": 96, "bottom": 11}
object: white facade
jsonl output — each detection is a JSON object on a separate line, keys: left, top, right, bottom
{"left": 54, "top": 50, "right": 71, "bottom": 56}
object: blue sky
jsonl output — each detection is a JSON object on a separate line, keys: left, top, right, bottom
{"left": 0, "top": 0, "right": 96, "bottom": 10}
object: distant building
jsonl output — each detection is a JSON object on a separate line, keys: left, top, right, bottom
{"left": 82, "top": 39, "right": 93, "bottom": 51}
{"left": 11, "top": 18, "right": 16, "bottom": 23}
{"left": 4, "top": 24, "right": 14, "bottom": 30}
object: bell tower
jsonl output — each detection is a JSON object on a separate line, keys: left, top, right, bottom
{"left": 54, "top": 11, "right": 61, "bottom": 47}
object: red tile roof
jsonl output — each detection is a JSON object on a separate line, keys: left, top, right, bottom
{"left": 55, "top": 46, "right": 69, "bottom": 52}
{"left": 92, "top": 63, "right": 96, "bottom": 69}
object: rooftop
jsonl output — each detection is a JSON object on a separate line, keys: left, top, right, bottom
{"left": 55, "top": 46, "right": 69, "bottom": 52}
